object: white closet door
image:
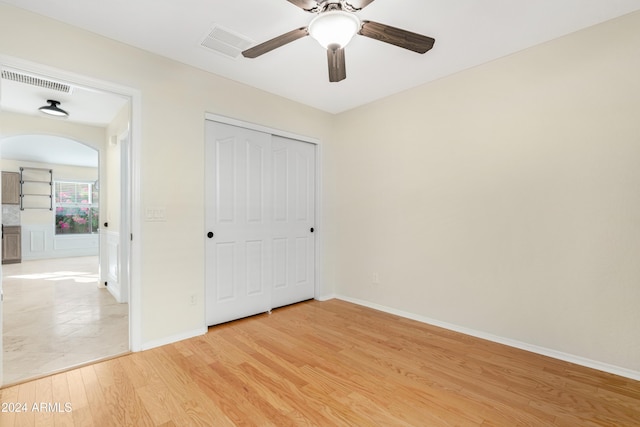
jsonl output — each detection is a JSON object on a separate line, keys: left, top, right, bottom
{"left": 271, "top": 136, "right": 316, "bottom": 308}
{"left": 205, "top": 121, "right": 272, "bottom": 326}
{"left": 205, "top": 121, "right": 316, "bottom": 326}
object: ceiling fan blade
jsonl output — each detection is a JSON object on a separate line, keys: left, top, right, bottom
{"left": 359, "top": 20, "right": 435, "bottom": 54}
{"left": 285, "top": 0, "right": 320, "bottom": 12}
{"left": 327, "top": 45, "right": 346, "bottom": 83}
{"left": 343, "top": 0, "right": 376, "bottom": 11}
{"left": 242, "top": 27, "right": 309, "bottom": 58}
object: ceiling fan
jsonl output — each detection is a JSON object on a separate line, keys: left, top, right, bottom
{"left": 242, "top": 0, "right": 435, "bottom": 82}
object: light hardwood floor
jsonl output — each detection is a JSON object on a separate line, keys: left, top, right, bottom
{"left": 0, "top": 299, "right": 638, "bottom": 426}
{"left": 2, "top": 256, "right": 129, "bottom": 385}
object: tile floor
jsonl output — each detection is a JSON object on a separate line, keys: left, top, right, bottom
{"left": 2, "top": 256, "right": 129, "bottom": 385}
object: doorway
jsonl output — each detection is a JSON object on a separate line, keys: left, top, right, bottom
{"left": 0, "top": 63, "right": 138, "bottom": 386}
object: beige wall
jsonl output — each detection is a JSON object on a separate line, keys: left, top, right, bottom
{"left": 104, "top": 104, "right": 131, "bottom": 231}
{"left": 0, "top": 112, "right": 104, "bottom": 226}
{"left": 0, "top": 4, "right": 334, "bottom": 346}
{"left": 332, "top": 12, "right": 640, "bottom": 373}
{"left": 0, "top": 111, "right": 105, "bottom": 150}
{"left": 1, "top": 3, "right": 638, "bottom": 374}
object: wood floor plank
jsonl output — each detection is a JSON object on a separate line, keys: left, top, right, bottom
{"left": 237, "top": 361, "right": 335, "bottom": 426}
{"left": 32, "top": 377, "right": 54, "bottom": 427}
{"left": 79, "top": 366, "right": 116, "bottom": 426}
{"left": 14, "top": 380, "right": 36, "bottom": 427}
{"left": 209, "top": 360, "right": 292, "bottom": 426}
{"left": 116, "top": 353, "right": 159, "bottom": 390}
{"left": 69, "top": 407, "right": 94, "bottom": 427}
{"left": 99, "top": 359, "right": 155, "bottom": 427}
{"left": 0, "top": 383, "right": 20, "bottom": 427}
{"left": 144, "top": 347, "right": 236, "bottom": 426}
{"left": 133, "top": 384, "right": 173, "bottom": 426}
{"left": 64, "top": 370, "right": 88, "bottom": 412}
{"left": 50, "top": 374, "right": 74, "bottom": 427}
{"left": 298, "top": 382, "right": 374, "bottom": 426}
{"left": 189, "top": 362, "right": 272, "bottom": 426}
{"left": 2, "top": 299, "right": 639, "bottom": 426}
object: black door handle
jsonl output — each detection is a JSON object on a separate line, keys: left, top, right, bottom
{"left": 310, "top": 227, "right": 314, "bottom": 233}
{"left": 207, "top": 232, "right": 214, "bottom": 238}
{"left": 103, "top": 222, "right": 108, "bottom": 228}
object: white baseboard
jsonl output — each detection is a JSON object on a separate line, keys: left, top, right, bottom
{"left": 138, "top": 294, "right": 334, "bottom": 352}
{"left": 335, "top": 295, "right": 640, "bottom": 381}
{"left": 140, "top": 327, "right": 208, "bottom": 351}
{"left": 315, "top": 293, "right": 337, "bottom": 302}
{"left": 106, "top": 281, "right": 121, "bottom": 303}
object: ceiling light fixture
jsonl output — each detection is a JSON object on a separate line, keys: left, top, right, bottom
{"left": 308, "top": 10, "right": 361, "bottom": 49}
{"left": 38, "top": 100, "right": 69, "bottom": 117}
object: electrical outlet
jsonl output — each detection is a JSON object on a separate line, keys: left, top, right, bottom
{"left": 372, "top": 273, "right": 380, "bottom": 285}
{"left": 189, "top": 293, "right": 197, "bottom": 306}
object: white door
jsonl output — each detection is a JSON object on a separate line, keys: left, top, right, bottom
{"left": 205, "top": 122, "right": 273, "bottom": 325}
{"left": 205, "top": 122, "right": 316, "bottom": 325}
{"left": 271, "top": 136, "right": 316, "bottom": 308}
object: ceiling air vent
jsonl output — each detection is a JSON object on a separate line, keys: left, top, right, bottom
{"left": 1, "top": 70, "right": 72, "bottom": 93}
{"left": 200, "top": 25, "right": 253, "bottom": 59}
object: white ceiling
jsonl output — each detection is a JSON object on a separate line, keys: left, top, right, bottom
{"left": 0, "top": 70, "right": 127, "bottom": 168}
{"left": 1, "top": 0, "right": 640, "bottom": 114}
{"left": 1, "top": 135, "right": 98, "bottom": 168}
{"left": 0, "top": 73, "right": 129, "bottom": 127}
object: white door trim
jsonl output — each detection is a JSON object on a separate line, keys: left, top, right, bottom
{"left": 205, "top": 113, "right": 321, "bottom": 145}
{"left": 204, "top": 113, "right": 326, "bottom": 302}
{"left": 118, "top": 128, "right": 131, "bottom": 305}
{"left": 0, "top": 54, "right": 143, "bottom": 352}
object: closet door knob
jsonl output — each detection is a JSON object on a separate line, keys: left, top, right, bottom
{"left": 207, "top": 232, "right": 214, "bottom": 238}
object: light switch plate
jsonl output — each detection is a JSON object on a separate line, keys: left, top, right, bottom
{"left": 145, "top": 207, "right": 166, "bottom": 222}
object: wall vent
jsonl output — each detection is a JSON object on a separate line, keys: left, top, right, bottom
{"left": 200, "top": 25, "right": 253, "bottom": 59}
{"left": 1, "top": 70, "right": 72, "bottom": 93}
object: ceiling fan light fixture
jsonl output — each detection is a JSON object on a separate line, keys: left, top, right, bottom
{"left": 39, "top": 99, "right": 68, "bottom": 117}
{"left": 308, "top": 11, "right": 361, "bottom": 49}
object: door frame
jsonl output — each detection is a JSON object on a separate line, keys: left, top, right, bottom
{"left": 204, "top": 113, "right": 326, "bottom": 302}
{"left": 118, "top": 128, "right": 132, "bottom": 304}
{"left": 0, "top": 55, "right": 143, "bottom": 357}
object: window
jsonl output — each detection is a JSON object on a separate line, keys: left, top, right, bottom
{"left": 55, "top": 181, "right": 99, "bottom": 235}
